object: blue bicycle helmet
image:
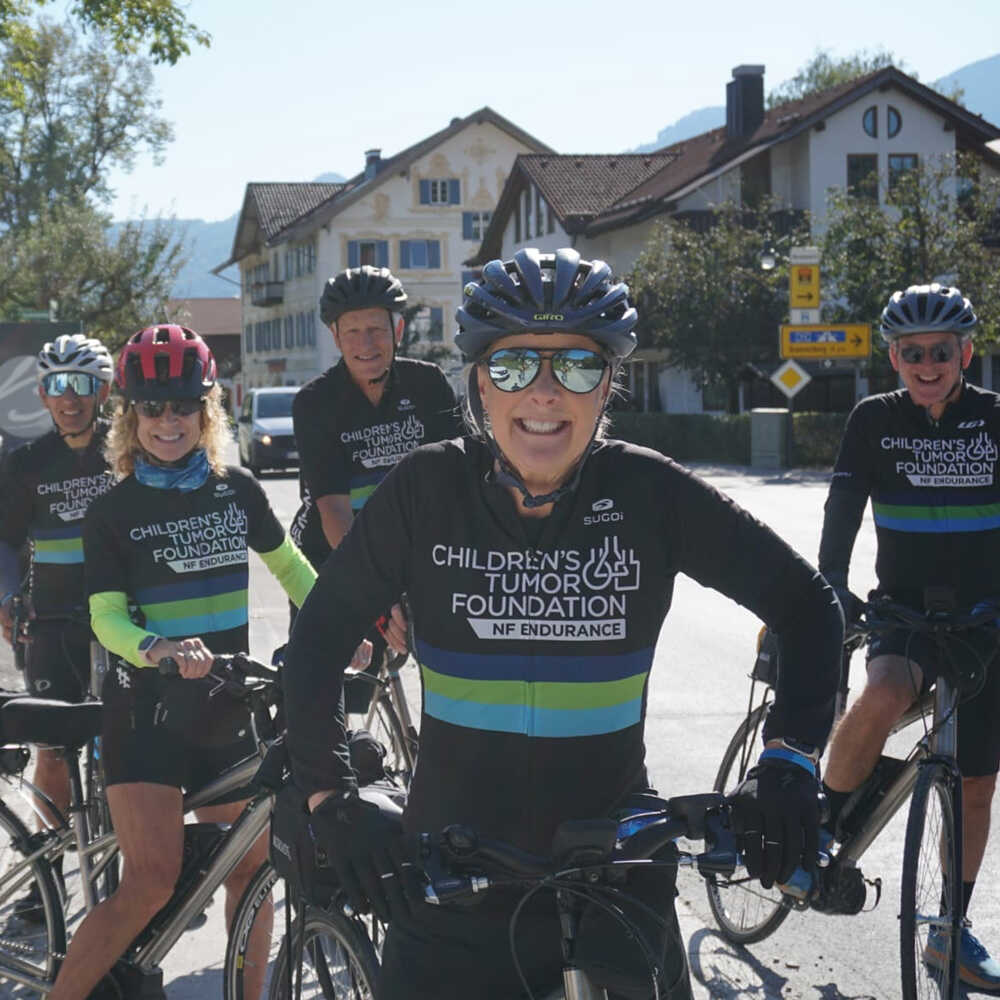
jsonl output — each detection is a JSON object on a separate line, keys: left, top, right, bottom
{"left": 455, "top": 248, "right": 637, "bottom": 361}
{"left": 879, "top": 283, "right": 977, "bottom": 343}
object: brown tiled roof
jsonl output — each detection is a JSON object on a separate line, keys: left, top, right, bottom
{"left": 165, "top": 297, "right": 241, "bottom": 336}
{"left": 248, "top": 182, "right": 347, "bottom": 242}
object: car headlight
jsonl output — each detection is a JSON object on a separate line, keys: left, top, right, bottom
{"left": 253, "top": 431, "right": 273, "bottom": 446}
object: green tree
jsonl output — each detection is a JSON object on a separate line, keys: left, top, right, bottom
{"left": 0, "top": 19, "right": 186, "bottom": 340}
{"left": 629, "top": 199, "right": 810, "bottom": 413}
{"left": 0, "top": 0, "right": 208, "bottom": 65}
{"left": 821, "top": 152, "right": 1000, "bottom": 348}
{"left": 767, "top": 48, "right": 901, "bottom": 108}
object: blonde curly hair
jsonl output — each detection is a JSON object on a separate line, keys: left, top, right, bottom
{"left": 106, "top": 383, "right": 230, "bottom": 480}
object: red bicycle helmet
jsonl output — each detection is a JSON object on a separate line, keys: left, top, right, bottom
{"left": 116, "top": 325, "right": 217, "bottom": 401}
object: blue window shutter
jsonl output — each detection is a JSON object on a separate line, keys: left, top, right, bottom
{"left": 419, "top": 180, "right": 431, "bottom": 204}
{"left": 377, "top": 241, "right": 389, "bottom": 267}
{"left": 462, "top": 212, "right": 473, "bottom": 240}
{"left": 428, "top": 241, "right": 441, "bottom": 269}
{"left": 348, "top": 240, "right": 360, "bottom": 268}
{"left": 400, "top": 241, "right": 411, "bottom": 269}
{"left": 449, "top": 179, "right": 460, "bottom": 204}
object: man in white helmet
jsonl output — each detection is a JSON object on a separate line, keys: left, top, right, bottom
{"left": 0, "top": 333, "right": 115, "bottom": 920}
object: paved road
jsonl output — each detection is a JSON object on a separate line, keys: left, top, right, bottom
{"left": 2, "top": 455, "right": 997, "bottom": 998}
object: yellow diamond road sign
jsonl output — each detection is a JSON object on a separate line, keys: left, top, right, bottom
{"left": 771, "top": 360, "right": 811, "bottom": 399}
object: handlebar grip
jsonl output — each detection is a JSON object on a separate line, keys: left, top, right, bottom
{"left": 158, "top": 657, "right": 180, "bottom": 676}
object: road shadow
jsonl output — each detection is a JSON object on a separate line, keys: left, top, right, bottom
{"left": 687, "top": 927, "right": 878, "bottom": 999}
{"left": 162, "top": 964, "right": 223, "bottom": 999}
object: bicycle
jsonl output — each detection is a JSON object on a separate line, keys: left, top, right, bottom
{"left": 705, "top": 588, "right": 994, "bottom": 1000}
{"left": 0, "top": 653, "right": 306, "bottom": 998}
{"left": 409, "top": 791, "right": 741, "bottom": 1000}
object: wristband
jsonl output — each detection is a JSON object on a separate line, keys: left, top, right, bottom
{"left": 759, "top": 747, "right": 818, "bottom": 776}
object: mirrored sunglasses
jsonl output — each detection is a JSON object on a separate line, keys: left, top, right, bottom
{"left": 133, "top": 398, "right": 204, "bottom": 419}
{"left": 41, "top": 372, "right": 99, "bottom": 397}
{"left": 486, "top": 348, "right": 608, "bottom": 394}
{"left": 898, "top": 341, "right": 957, "bottom": 365}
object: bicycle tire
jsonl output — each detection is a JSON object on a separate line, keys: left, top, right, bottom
{"left": 900, "top": 761, "right": 962, "bottom": 1000}
{"left": 223, "top": 860, "right": 283, "bottom": 1000}
{"left": 704, "top": 700, "right": 791, "bottom": 944}
{"left": 348, "top": 694, "right": 415, "bottom": 790}
{"left": 270, "top": 905, "right": 379, "bottom": 1000}
{"left": 0, "top": 797, "right": 67, "bottom": 995}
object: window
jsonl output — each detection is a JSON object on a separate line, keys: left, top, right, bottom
{"left": 308, "top": 311, "right": 317, "bottom": 346}
{"left": 244, "top": 325, "right": 253, "bottom": 355}
{"left": 524, "top": 190, "right": 532, "bottom": 240}
{"left": 399, "top": 239, "right": 441, "bottom": 269}
{"left": 419, "top": 179, "right": 461, "bottom": 204}
{"left": 284, "top": 316, "right": 294, "bottom": 349}
{"left": 862, "top": 106, "right": 877, "bottom": 138}
{"left": 514, "top": 205, "right": 521, "bottom": 243}
{"left": 347, "top": 239, "right": 389, "bottom": 269}
{"left": 889, "top": 153, "right": 918, "bottom": 195}
{"left": 847, "top": 154, "right": 879, "bottom": 201}
{"left": 408, "top": 305, "right": 445, "bottom": 343}
{"left": 887, "top": 106, "right": 902, "bottom": 138}
{"left": 462, "top": 211, "right": 493, "bottom": 240}
{"left": 536, "top": 190, "right": 543, "bottom": 234}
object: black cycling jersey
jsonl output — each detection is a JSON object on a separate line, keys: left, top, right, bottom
{"left": 83, "top": 465, "right": 285, "bottom": 654}
{"left": 0, "top": 423, "right": 113, "bottom": 614}
{"left": 289, "top": 357, "right": 460, "bottom": 564}
{"left": 284, "top": 437, "right": 842, "bottom": 854}
{"left": 819, "top": 382, "right": 1000, "bottom": 607}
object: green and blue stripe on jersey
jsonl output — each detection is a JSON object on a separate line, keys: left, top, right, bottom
{"left": 32, "top": 524, "right": 84, "bottom": 564}
{"left": 133, "top": 570, "right": 249, "bottom": 638}
{"left": 873, "top": 491, "right": 1000, "bottom": 533}
{"left": 416, "top": 639, "right": 652, "bottom": 738}
{"left": 349, "top": 468, "right": 390, "bottom": 511}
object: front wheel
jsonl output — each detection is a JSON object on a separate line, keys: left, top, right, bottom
{"left": 704, "top": 700, "right": 792, "bottom": 944}
{"left": 900, "top": 761, "right": 962, "bottom": 1000}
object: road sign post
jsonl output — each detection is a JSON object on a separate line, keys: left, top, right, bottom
{"left": 770, "top": 360, "right": 811, "bottom": 468}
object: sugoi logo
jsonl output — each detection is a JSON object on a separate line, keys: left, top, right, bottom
{"left": 398, "top": 397, "right": 415, "bottom": 411}
{"left": 532, "top": 313, "right": 564, "bottom": 321}
{"left": 585, "top": 498, "right": 624, "bottom": 525}
{"left": 215, "top": 482, "right": 236, "bottom": 497}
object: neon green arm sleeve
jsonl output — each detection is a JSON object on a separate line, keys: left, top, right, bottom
{"left": 89, "top": 591, "right": 159, "bottom": 668}
{"left": 259, "top": 534, "right": 317, "bottom": 609}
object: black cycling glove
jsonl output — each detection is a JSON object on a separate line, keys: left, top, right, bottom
{"left": 309, "top": 791, "right": 415, "bottom": 922}
{"left": 833, "top": 585, "right": 863, "bottom": 625}
{"left": 730, "top": 759, "right": 822, "bottom": 888}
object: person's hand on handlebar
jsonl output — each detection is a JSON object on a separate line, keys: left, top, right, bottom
{"left": 730, "top": 750, "right": 822, "bottom": 888}
{"left": 379, "top": 602, "right": 410, "bottom": 656}
{"left": 349, "top": 639, "right": 373, "bottom": 670}
{"left": 147, "top": 636, "right": 214, "bottom": 678}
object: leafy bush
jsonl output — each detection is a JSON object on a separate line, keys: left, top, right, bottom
{"left": 607, "top": 412, "right": 751, "bottom": 464}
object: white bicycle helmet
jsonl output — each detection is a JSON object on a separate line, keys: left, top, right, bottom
{"left": 37, "top": 334, "right": 114, "bottom": 384}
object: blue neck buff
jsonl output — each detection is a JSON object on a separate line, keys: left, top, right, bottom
{"left": 134, "top": 448, "right": 210, "bottom": 492}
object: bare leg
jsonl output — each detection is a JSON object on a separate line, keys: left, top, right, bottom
{"left": 47, "top": 783, "right": 184, "bottom": 1000}
{"left": 824, "top": 654, "right": 923, "bottom": 793}
{"left": 962, "top": 773, "right": 996, "bottom": 883}
{"left": 31, "top": 747, "right": 70, "bottom": 829}
{"left": 196, "top": 799, "right": 273, "bottom": 1000}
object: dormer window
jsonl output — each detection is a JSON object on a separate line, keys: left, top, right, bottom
{"left": 887, "top": 106, "right": 902, "bottom": 138}
{"left": 863, "top": 106, "right": 877, "bottom": 138}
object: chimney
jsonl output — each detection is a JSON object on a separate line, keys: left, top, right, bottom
{"left": 726, "top": 65, "right": 765, "bottom": 139}
{"left": 364, "top": 148, "right": 382, "bottom": 181}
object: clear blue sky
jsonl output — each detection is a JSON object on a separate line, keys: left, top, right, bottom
{"left": 101, "top": 0, "right": 1000, "bottom": 223}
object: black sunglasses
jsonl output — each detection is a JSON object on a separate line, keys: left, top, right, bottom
{"left": 41, "top": 372, "right": 99, "bottom": 397}
{"left": 898, "top": 341, "right": 958, "bottom": 365}
{"left": 486, "top": 348, "right": 608, "bottom": 394}
{"left": 133, "top": 399, "right": 204, "bottom": 419}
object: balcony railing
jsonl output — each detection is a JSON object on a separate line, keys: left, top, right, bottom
{"left": 250, "top": 281, "right": 284, "bottom": 306}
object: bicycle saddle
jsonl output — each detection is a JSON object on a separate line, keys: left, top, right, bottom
{"left": 1, "top": 697, "right": 103, "bottom": 748}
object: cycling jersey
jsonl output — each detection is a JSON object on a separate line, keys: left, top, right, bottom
{"left": 284, "top": 437, "right": 843, "bottom": 854}
{"left": 84, "top": 465, "right": 286, "bottom": 656}
{"left": 289, "top": 357, "right": 461, "bottom": 564}
{"left": 819, "top": 382, "right": 1000, "bottom": 607}
{"left": 0, "top": 423, "right": 113, "bottom": 615}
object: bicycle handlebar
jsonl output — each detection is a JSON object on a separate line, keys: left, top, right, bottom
{"left": 157, "top": 653, "right": 281, "bottom": 703}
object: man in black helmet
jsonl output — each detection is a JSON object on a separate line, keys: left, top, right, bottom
{"left": 289, "top": 265, "right": 461, "bottom": 662}
{"left": 804, "top": 283, "right": 1000, "bottom": 990}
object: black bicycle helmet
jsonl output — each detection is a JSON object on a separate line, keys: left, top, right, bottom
{"left": 455, "top": 248, "right": 638, "bottom": 362}
{"left": 319, "top": 266, "right": 408, "bottom": 326}
{"left": 879, "top": 283, "right": 977, "bottom": 343}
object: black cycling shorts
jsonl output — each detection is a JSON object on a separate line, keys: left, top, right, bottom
{"left": 101, "top": 663, "right": 257, "bottom": 803}
{"left": 377, "top": 868, "right": 692, "bottom": 1000}
{"left": 867, "top": 629, "right": 1000, "bottom": 777}
{"left": 23, "top": 621, "right": 91, "bottom": 702}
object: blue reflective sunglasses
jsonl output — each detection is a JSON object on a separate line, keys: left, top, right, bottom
{"left": 486, "top": 348, "right": 608, "bottom": 394}
{"left": 41, "top": 372, "right": 99, "bottom": 397}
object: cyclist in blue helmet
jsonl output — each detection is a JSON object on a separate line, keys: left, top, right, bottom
{"left": 282, "top": 248, "right": 844, "bottom": 999}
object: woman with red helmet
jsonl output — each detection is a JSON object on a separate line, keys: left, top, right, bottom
{"left": 47, "top": 325, "right": 322, "bottom": 1000}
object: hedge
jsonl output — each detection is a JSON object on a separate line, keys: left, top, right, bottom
{"left": 607, "top": 410, "right": 849, "bottom": 467}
